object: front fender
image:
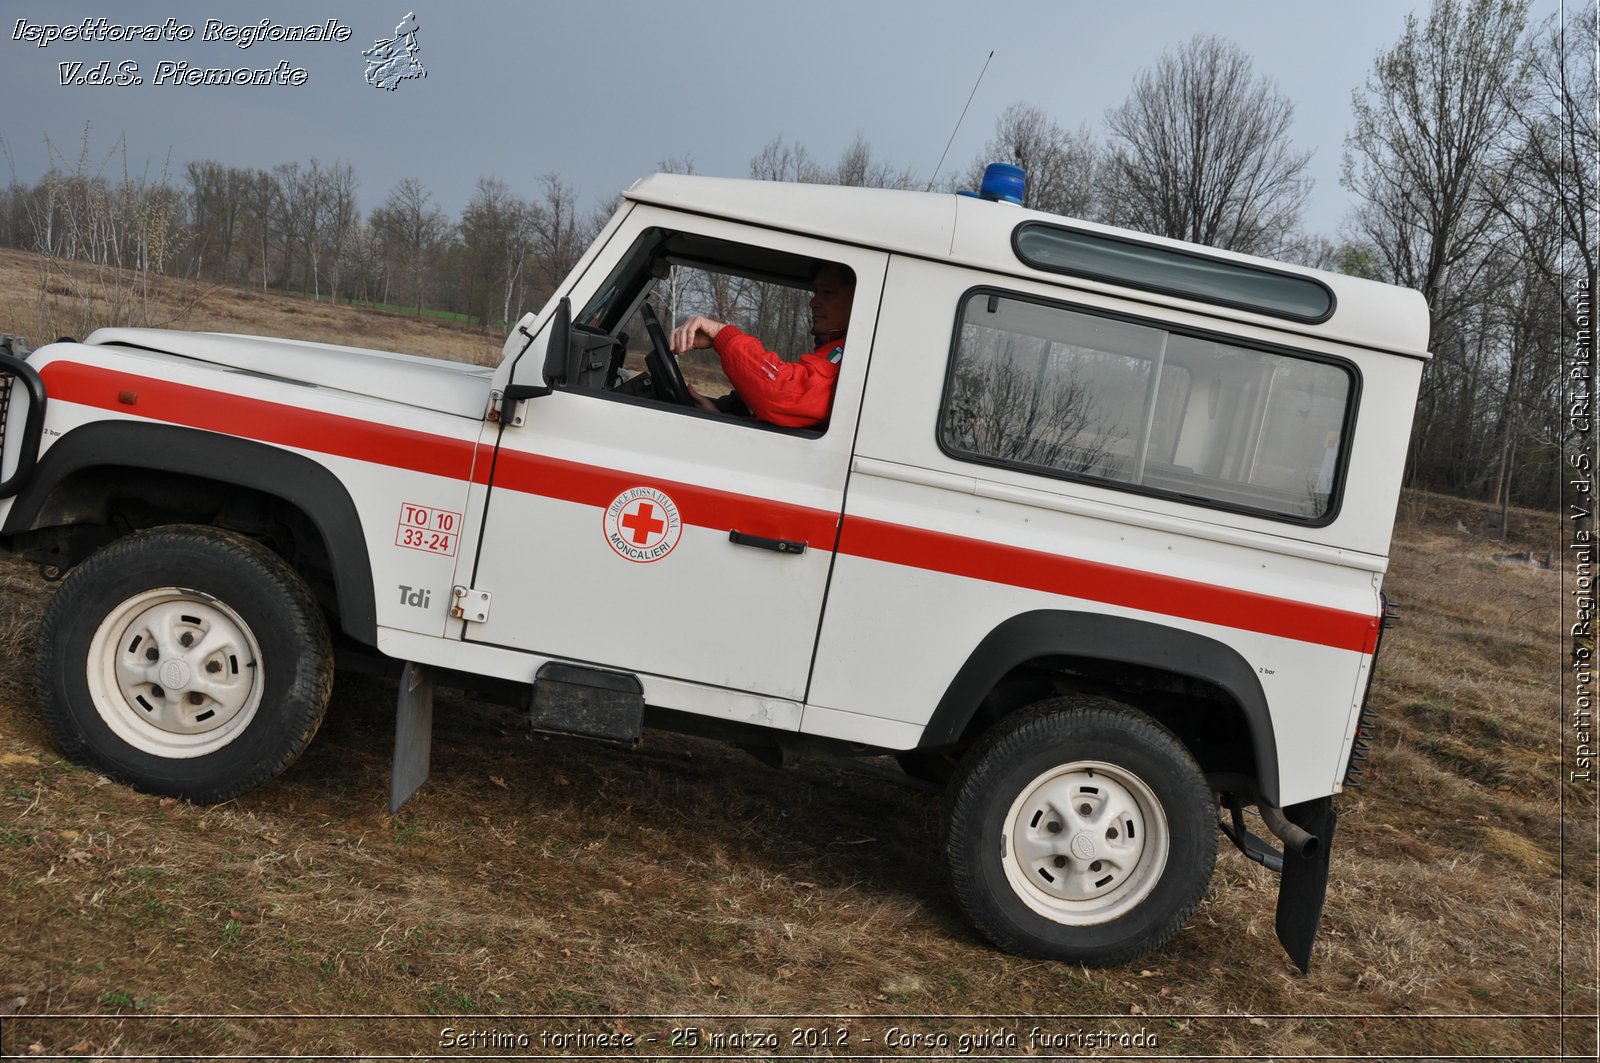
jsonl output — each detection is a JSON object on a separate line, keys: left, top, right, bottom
{"left": 2, "top": 421, "right": 376, "bottom": 643}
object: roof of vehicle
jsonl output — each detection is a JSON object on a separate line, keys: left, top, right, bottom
{"left": 625, "top": 173, "right": 1431, "bottom": 360}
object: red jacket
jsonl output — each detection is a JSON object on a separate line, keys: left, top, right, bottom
{"left": 711, "top": 326, "right": 844, "bottom": 428}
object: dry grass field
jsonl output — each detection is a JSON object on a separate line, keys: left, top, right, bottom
{"left": 0, "top": 247, "right": 504, "bottom": 366}
{"left": 0, "top": 256, "right": 1593, "bottom": 1059}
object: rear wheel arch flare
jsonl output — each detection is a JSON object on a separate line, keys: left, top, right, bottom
{"left": 921, "top": 610, "right": 1280, "bottom": 805}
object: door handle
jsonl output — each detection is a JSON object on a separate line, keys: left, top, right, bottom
{"left": 728, "top": 530, "right": 807, "bottom": 555}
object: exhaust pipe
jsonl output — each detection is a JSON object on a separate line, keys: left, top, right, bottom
{"left": 1259, "top": 803, "right": 1319, "bottom": 859}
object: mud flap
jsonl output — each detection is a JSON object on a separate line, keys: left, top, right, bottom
{"left": 1274, "top": 796, "right": 1337, "bottom": 973}
{"left": 389, "top": 662, "right": 434, "bottom": 813}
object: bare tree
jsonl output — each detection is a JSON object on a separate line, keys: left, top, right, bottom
{"left": 460, "top": 176, "right": 534, "bottom": 326}
{"left": 750, "top": 133, "right": 914, "bottom": 190}
{"left": 1293, "top": 235, "right": 1385, "bottom": 279}
{"left": 338, "top": 218, "right": 384, "bottom": 304}
{"left": 186, "top": 161, "right": 242, "bottom": 282}
{"left": 318, "top": 162, "right": 359, "bottom": 304}
{"left": 832, "top": 133, "right": 917, "bottom": 189}
{"left": 1343, "top": 0, "right": 1529, "bottom": 336}
{"left": 1483, "top": 228, "right": 1564, "bottom": 519}
{"left": 269, "top": 161, "right": 307, "bottom": 291}
{"left": 1342, "top": 0, "right": 1530, "bottom": 492}
{"left": 749, "top": 136, "right": 825, "bottom": 184}
{"left": 1104, "top": 35, "right": 1311, "bottom": 254}
{"left": 370, "top": 177, "right": 449, "bottom": 315}
{"left": 1497, "top": 9, "right": 1597, "bottom": 525}
{"left": 1501, "top": 9, "right": 1596, "bottom": 318}
{"left": 526, "top": 173, "right": 588, "bottom": 306}
{"left": 239, "top": 168, "right": 279, "bottom": 290}
{"left": 297, "top": 161, "right": 327, "bottom": 300}
{"left": 967, "top": 103, "right": 1101, "bottom": 218}
{"left": 18, "top": 127, "right": 189, "bottom": 335}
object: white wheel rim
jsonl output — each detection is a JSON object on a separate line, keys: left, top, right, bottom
{"left": 86, "top": 587, "right": 264, "bottom": 759}
{"left": 1001, "top": 760, "right": 1170, "bottom": 925}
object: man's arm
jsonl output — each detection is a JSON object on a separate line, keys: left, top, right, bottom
{"left": 669, "top": 315, "right": 840, "bottom": 428}
{"left": 712, "top": 326, "right": 839, "bottom": 428}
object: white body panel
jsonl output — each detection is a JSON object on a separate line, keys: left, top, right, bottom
{"left": 85, "top": 327, "right": 495, "bottom": 420}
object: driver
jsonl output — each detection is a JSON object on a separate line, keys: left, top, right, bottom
{"left": 667, "top": 262, "right": 854, "bottom": 428}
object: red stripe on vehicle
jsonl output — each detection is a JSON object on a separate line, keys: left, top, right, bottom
{"left": 40, "top": 362, "right": 477, "bottom": 480}
{"left": 43, "top": 361, "right": 1379, "bottom": 652}
{"left": 482, "top": 449, "right": 841, "bottom": 545}
{"left": 838, "top": 516, "right": 1379, "bottom": 652}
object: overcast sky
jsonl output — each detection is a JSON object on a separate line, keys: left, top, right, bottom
{"left": 0, "top": 0, "right": 1571, "bottom": 242}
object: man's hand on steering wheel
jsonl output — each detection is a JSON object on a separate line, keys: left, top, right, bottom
{"left": 669, "top": 314, "right": 725, "bottom": 354}
{"left": 639, "top": 302, "right": 693, "bottom": 407}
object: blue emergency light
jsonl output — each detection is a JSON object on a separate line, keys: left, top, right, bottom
{"left": 958, "top": 163, "right": 1026, "bottom": 205}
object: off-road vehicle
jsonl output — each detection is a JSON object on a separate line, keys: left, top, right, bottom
{"left": 0, "top": 166, "right": 1427, "bottom": 969}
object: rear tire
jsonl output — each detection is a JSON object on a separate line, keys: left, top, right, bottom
{"left": 36, "top": 525, "right": 334, "bottom": 803}
{"left": 944, "top": 695, "right": 1216, "bottom": 965}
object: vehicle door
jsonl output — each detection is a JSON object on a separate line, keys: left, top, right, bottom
{"left": 461, "top": 208, "right": 885, "bottom": 706}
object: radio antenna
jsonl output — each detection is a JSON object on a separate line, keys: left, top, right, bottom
{"left": 926, "top": 50, "right": 994, "bottom": 191}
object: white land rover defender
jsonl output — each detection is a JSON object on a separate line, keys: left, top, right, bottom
{"left": 0, "top": 167, "right": 1426, "bottom": 971}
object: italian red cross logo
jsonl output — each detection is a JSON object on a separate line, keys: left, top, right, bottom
{"left": 603, "top": 486, "right": 682, "bottom": 563}
{"left": 620, "top": 501, "right": 666, "bottom": 545}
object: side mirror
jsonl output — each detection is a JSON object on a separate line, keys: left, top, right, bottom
{"left": 542, "top": 297, "right": 573, "bottom": 386}
{"left": 499, "top": 298, "right": 570, "bottom": 423}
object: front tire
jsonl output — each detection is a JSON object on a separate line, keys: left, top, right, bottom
{"left": 944, "top": 696, "right": 1216, "bottom": 965}
{"left": 36, "top": 525, "right": 334, "bottom": 803}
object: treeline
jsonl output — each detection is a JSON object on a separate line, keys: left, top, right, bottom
{"left": 0, "top": 150, "right": 597, "bottom": 331}
{"left": 0, "top": 0, "right": 1587, "bottom": 514}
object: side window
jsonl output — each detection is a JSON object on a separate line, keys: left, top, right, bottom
{"left": 939, "top": 290, "right": 1354, "bottom": 523}
{"left": 573, "top": 227, "right": 855, "bottom": 433}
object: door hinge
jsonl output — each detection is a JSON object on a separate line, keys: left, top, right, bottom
{"left": 487, "top": 389, "right": 529, "bottom": 426}
{"left": 451, "top": 586, "right": 492, "bottom": 623}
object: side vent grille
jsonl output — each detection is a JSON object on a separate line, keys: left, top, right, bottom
{"left": 1344, "top": 597, "right": 1400, "bottom": 788}
{"left": 0, "top": 367, "right": 13, "bottom": 453}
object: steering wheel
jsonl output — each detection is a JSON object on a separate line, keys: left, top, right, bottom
{"left": 639, "top": 302, "right": 692, "bottom": 407}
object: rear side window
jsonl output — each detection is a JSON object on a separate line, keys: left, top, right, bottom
{"left": 939, "top": 290, "right": 1354, "bottom": 523}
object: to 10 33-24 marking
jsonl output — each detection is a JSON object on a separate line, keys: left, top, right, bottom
{"left": 395, "top": 502, "right": 462, "bottom": 557}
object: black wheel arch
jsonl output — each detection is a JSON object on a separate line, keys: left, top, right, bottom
{"left": 3, "top": 421, "right": 376, "bottom": 644}
{"left": 920, "top": 609, "right": 1281, "bottom": 805}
